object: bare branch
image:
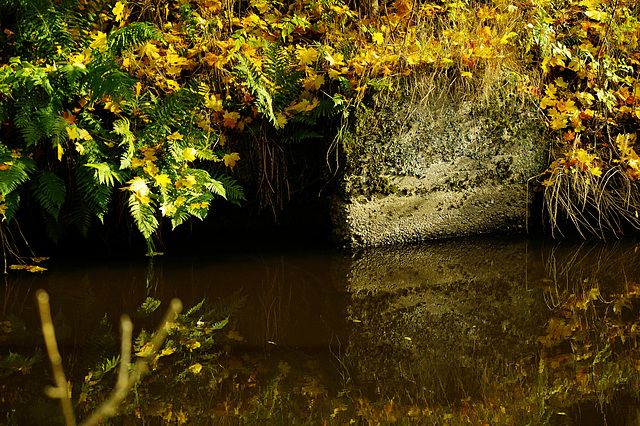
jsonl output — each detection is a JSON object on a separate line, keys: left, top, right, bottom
{"left": 36, "top": 289, "right": 77, "bottom": 426}
{"left": 37, "top": 289, "right": 183, "bottom": 426}
{"left": 79, "top": 299, "right": 182, "bottom": 426}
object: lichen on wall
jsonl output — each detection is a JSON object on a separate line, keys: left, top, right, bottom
{"left": 332, "top": 77, "right": 549, "bottom": 247}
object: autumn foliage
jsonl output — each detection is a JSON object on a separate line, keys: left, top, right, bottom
{"left": 0, "top": 0, "right": 639, "bottom": 259}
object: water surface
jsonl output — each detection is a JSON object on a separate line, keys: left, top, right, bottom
{"left": 2, "top": 235, "right": 640, "bottom": 424}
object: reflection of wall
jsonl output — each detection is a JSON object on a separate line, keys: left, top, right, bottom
{"left": 345, "top": 235, "right": 549, "bottom": 404}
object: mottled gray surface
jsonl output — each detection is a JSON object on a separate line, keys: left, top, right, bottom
{"left": 332, "top": 83, "right": 549, "bottom": 247}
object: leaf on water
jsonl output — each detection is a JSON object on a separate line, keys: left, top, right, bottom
{"left": 226, "top": 330, "right": 244, "bottom": 341}
{"left": 188, "top": 363, "right": 202, "bottom": 374}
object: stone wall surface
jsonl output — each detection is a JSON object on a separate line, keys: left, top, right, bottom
{"left": 331, "top": 83, "right": 549, "bottom": 247}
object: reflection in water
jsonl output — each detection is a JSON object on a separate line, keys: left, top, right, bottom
{"left": 1, "top": 237, "right": 640, "bottom": 424}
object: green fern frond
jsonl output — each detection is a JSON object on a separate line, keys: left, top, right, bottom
{"left": 85, "top": 163, "right": 124, "bottom": 187}
{"left": 183, "top": 299, "right": 205, "bottom": 317}
{"left": 108, "top": 22, "right": 162, "bottom": 56}
{"left": 85, "top": 60, "right": 136, "bottom": 105}
{"left": 282, "top": 125, "right": 323, "bottom": 143}
{"left": 209, "top": 317, "right": 229, "bottom": 331}
{"left": 170, "top": 208, "right": 191, "bottom": 229}
{"left": 147, "top": 86, "right": 202, "bottom": 130}
{"left": 234, "top": 53, "right": 277, "bottom": 125}
{"left": 60, "top": 64, "right": 89, "bottom": 87}
{"left": 6, "top": 0, "right": 76, "bottom": 60}
{"left": 310, "top": 96, "right": 345, "bottom": 119}
{"left": 31, "top": 170, "right": 66, "bottom": 220}
{"left": 113, "top": 118, "right": 136, "bottom": 168}
{"left": 44, "top": 215, "right": 67, "bottom": 244}
{"left": 0, "top": 156, "right": 36, "bottom": 196}
{"left": 2, "top": 192, "right": 21, "bottom": 222}
{"left": 262, "top": 43, "right": 304, "bottom": 109}
{"left": 205, "top": 180, "right": 226, "bottom": 199}
{"left": 128, "top": 194, "right": 158, "bottom": 240}
{"left": 73, "top": 166, "right": 112, "bottom": 231}
{"left": 211, "top": 174, "right": 245, "bottom": 205}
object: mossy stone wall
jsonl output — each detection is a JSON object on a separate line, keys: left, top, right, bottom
{"left": 331, "top": 81, "right": 549, "bottom": 247}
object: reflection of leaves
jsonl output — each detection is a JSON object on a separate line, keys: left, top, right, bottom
{"left": 0, "top": 351, "right": 42, "bottom": 378}
{"left": 136, "top": 297, "right": 162, "bottom": 318}
{"left": 301, "top": 377, "right": 327, "bottom": 397}
{"left": 613, "top": 296, "right": 632, "bottom": 314}
{"left": 538, "top": 317, "right": 573, "bottom": 347}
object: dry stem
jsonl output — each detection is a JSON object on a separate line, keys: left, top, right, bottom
{"left": 36, "top": 289, "right": 183, "bottom": 426}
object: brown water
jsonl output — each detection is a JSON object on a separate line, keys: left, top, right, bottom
{"left": 2, "top": 235, "right": 640, "bottom": 425}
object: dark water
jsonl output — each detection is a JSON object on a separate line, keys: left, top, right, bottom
{"left": 2, "top": 235, "right": 640, "bottom": 425}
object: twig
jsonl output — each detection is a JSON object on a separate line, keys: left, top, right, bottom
{"left": 36, "top": 290, "right": 77, "bottom": 426}
{"left": 37, "top": 289, "right": 183, "bottom": 426}
{"left": 79, "top": 299, "right": 182, "bottom": 426}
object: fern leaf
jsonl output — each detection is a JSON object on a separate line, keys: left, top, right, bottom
{"left": 108, "top": 22, "right": 162, "bottom": 56}
{"left": 209, "top": 317, "right": 229, "bottom": 331}
{"left": 85, "top": 163, "right": 124, "bottom": 186}
{"left": 203, "top": 289, "right": 246, "bottom": 323}
{"left": 0, "top": 156, "right": 36, "bottom": 196}
{"left": 44, "top": 215, "right": 67, "bottom": 244}
{"left": 170, "top": 208, "right": 191, "bottom": 230}
{"left": 234, "top": 54, "right": 277, "bottom": 125}
{"left": 136, "top": 297, "right": 161, "bottom": 318}
{"left": 75, "top": 166, "right": 112, "bottom": 224}
{"left": 2, "top": 192, "right": 21, "bottom": 223}
{"left": 205, "top": 180, "right": 226, "bottom": 199}
{"left": 32, "top": 170, "right": 66, "bottom": 220}
{"left": 184, "top": 299, "right": 205, "bottom": 317}
{"left": 128, "top": 194, "right": 158, "bottom": 240}
{"left": 211, "top": 174, "right": 245, "bottom": 205}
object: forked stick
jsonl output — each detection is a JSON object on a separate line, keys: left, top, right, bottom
{"left": 36, "top": 289, "right": 183, "bottom": 426}
{"left": 36, "top": 290, "right": 76, "bottom": 426}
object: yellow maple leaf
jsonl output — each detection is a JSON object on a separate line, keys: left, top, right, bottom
{"left": 78, "top": 129, "right": 93, "bottom": 140}
{"left": 165, "top": 79, "right": 180, "bottom": 92}
{"left": 223, "top": 152, "right": 240, "bottom": 167}
{"left": 154, "top": 174, "right": 171, "bottom": 187}
{"left": 90, "top": 31, "right": 107, "bottom": 51}
{"left": 297, "top": 47, "right": 318, "bottom": 66}
{"left": 584, "top": 10, "right": 607, "bottom": 21}
{"left": 175, "top": 175, "right": 197, "bottom": 189}
{"left": 550, "top": 116, "right": 567, "bottom": 130}
{"left": 174, "top": 196, "right": 186, "bottom": 207}
{"left": 205, "top": 94, "right": 224, "bottom": 111}
{"left": 159, "top": 347, "right": 176, "bottom": 357}
{"left": 140, "top": 42, "right": 161, "bottom": 61}
{"left": 113, "top": 1, "right": 126, "bottom": 22}
{"left": 275, "top": 113, "right": 288, "bottom": 129}
{"left": 74, "top": 142, "right": 85, "bottom": 155}
{"left": 66, "top": 126, "right": 78, "bottom": 140}
{"left": 104, "top": 100, "right": 122, "bottom": 114}
{"left": 143, "top": 161, "right": 158, "bottom": 176}
{"left": 499, "top": 31, "right": 517, "bottom": 45}
{"left": 167, "top": 131, "right": 183, "bottom": 141}
{"left": 303, "top": 74, "right": 325, "bottom": 91}
{"left": 328, "top": 68, "right": 342, "bottom": 79}
{"left": 223, "top": 111, "right": 240, "bottom": 129}
{"left": 372, "top": 32, "right": 384, "bottom": 45}
{"left": 183, "top": 147, "right": 197, "bottom": 162}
